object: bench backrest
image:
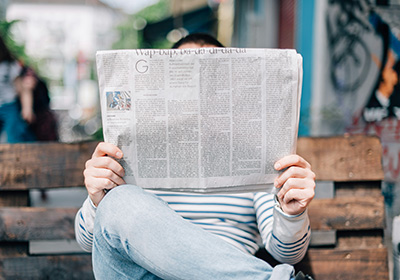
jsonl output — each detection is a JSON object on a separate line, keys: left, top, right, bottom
{"left": 0, "top": 135, "right": 388, "bottom": 279}
{"left": 295, "top": 135, "right": 387, "bottom": 279}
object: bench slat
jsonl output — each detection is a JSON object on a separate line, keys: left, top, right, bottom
{"left": 295, "top": 247, "right": 388, "bottom": 280}
{"left": 0, "top": 141, "right": 98, "bottom": 190}
{"left": 0, "top": 255, "right": 93, "bottom": 280}
{"left": 0, "top": 208, "right": 76, "bottom": 241}
{"left": 308, "top": 196, "right": 385, "bottom": 231}
{"left": 0, "top": 194, "right": 385, "bottom": 241}
{"left": 297, "top": 135, "right": 384, "bottom": 181}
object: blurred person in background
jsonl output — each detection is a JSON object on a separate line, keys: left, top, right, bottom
{"left": 0, "top": 34, "right": 36, "bottom": 143}
{"left": 19, "top": 65, "right": 59, "bottom": 142}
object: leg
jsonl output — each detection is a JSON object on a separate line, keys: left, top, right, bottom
{"left": 92, "top": 185, "right": 294, "bottom": 280}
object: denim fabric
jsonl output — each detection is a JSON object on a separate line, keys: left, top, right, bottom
{"left": 0, "top": 101, "right": 35, "bottom": 143}
{"left": 92, "top": 185, "right": 295, "bottom": 279}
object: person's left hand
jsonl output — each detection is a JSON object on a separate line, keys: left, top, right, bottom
{"left": 273, "top": 155, "right": 315, "bottom": 216}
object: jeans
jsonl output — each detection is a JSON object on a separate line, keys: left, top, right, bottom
{"left": 0, "top": 101, "right": 35, "bottom": 143}
{"left": 93, "top": 185, "right": 295, "bottom": 279}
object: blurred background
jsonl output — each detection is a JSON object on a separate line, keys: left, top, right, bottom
{"left": 2, "top": 0, "right": 400, "bottom": 277}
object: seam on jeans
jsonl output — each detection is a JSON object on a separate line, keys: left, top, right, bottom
{"left": 101, "top": 230, "right": 185, "bottom": 280}
{"left": 93, "top": 235, "right": 134, "bottom": 279}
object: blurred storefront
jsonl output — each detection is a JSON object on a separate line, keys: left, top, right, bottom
{"left": 6, "top": 0, "right": 122, "bottom": 141}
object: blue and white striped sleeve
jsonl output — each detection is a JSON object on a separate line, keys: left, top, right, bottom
{"left": 253, "top": 192, "right": 311, "bottom": 265}
{"left": 74, "top": 196, "right": 97, "bottom": 252}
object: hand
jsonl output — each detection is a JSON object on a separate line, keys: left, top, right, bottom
{"left": 83, "top": 142, "right": 126, "bottom": 206}
{"left": 21, "top": 107, "right": 35, "bottom": 124}
{"left": 273, "top": 155, "right": 315, "bottom": 216}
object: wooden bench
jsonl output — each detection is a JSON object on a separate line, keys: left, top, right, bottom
{"left": 257, "top": 135, "right": 389, "bottom": 279}
{"left": 0, "top": 135, "right": 389, "bottom": 279}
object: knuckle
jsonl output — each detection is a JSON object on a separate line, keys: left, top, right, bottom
{"left": 104, "top": 169, "right": 114, "bottom": 178}
{"left": 287, "top": 177, "right": 295, "bottom": 184}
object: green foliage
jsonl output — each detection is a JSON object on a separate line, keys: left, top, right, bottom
{"left": 0, "top": 20, "right": 39, "bottom": 73}
{"left": 0, "top": 20, "right": 27, "bottom": 61}
{"left": 112, "top": 0, "right": 171, "bottom": 50}
{"left": 92, "top": 126, "right": 104, "bottom": 141}
{"left": 136, "top": 0, "right": 170, "bottom": 23}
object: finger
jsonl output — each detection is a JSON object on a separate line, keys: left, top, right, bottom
{"left": 86, "top": 156, "right": 125, "bottom": 178}
{"left": 92, "top": 142, "right": 123, "bottom": 159}
{"left": 274, "top": 166, "right": 312, "bottom": 188}
{"left": 277, "top": 177, "right": 314, "bottom": 200}
{"left": 85, "top": 176, "right": 118, "bottom": 193}
{"left": 274, "top": 155, "right": 311, "bottom": 171}
{"left": 85, "top": 166, "right": 126, "bottom": 187}
{"left": 282, "top": 188, "right": 314, "bottom": 206}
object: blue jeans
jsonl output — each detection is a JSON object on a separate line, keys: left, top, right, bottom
{"left": 0, "top": 101, "right": 35, "bottom": 143}
{"left": 93, "top": 185, "right": 295, "bottom": 279}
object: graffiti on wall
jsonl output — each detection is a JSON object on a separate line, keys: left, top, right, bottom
{"left": 326, "top": 0, "right": 400, "bottom": 182}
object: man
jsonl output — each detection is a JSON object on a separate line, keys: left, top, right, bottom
{"left": 75, "top": 33, "right": 315, "bottom": 280}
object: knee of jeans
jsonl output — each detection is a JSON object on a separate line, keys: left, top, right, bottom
{"left": 95, "top": 185, "right": 154, "bottom": 230}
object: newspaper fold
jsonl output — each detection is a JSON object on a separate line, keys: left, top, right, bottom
{"left": 96, "top": 48, "right": 302, "bottom": 193}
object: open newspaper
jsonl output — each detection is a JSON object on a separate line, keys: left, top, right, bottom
{"left": 96, "top": 48, "right": 302, "bottom": 193}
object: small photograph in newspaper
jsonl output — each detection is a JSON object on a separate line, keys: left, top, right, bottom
{"left": 96, "top": 48, "right": 303, "bottom": 193}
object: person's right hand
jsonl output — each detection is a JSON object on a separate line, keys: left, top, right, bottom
{"left": 84, "top": 142, "right": 126, "bottom": 206}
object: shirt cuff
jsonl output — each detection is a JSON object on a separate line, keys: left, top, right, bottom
{"left": 88, "top": 196, "right": 97, "bottom": 211}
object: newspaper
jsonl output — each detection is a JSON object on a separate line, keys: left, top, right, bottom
{"left": 96, "top": 48, "right": 302, "bottom": 193}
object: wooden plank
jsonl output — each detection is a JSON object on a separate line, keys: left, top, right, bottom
{"left": 0, "top": 195, "right": 385, "bottom": 241}
{"left": 294, "top": 248, "right": 389, "bottom": 280}
{"left": 0, "top": 208, "right": 77, "bottom": 241}
{"left": 337, "top": 230, "right": 384, "bottom": 249}
{"left": 0, "top": 255, "right": 94, "bottom": 280}
{"left": 0, "top": 141, "right": 98, "bottom": 190}
{"left": 335, "top": 181, "right": 383, "bottom": 197}
{"left": 297, "top": 135, "right": 384, "bottom": 182}
{"left": 0, "top": 242, "right": 28, "bottom": 257}
{"left": 0, "top": 191, "right": 29, "bottom": 207}
{"left": 308, "top": 196, "right": 385, "bottom": 231}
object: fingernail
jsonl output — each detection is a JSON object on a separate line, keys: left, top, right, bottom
{"left": 274, "top": 163, "right": 281, "bottom": 170}
{"left": 116, "top": 152, "right": 123, "bottom": 158}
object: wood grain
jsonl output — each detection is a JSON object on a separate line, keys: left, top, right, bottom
{"left": 295, "top": 248, "right": 388, "bottom": 280}
{"left": 0, "top": 255, "right": 93, "bottom": 280}
{"left": 297, "top": 135, "right": 384, "bottom": 181}
{"left": 0, "top": 208, "right": 77, "bottom": 241}
{"left": 307, "top": 196, "right": 385, "bottom": 231}
{"left": 0, "top": 141, "right": 98, "bottom": 190}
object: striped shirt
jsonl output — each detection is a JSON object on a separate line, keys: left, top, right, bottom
{"left": 75, "top": 191, "right": 310, "bottom": 265}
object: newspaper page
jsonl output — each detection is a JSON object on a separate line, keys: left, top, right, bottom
{"left": 96, "top": 48, "right": 302, "bottom": 193}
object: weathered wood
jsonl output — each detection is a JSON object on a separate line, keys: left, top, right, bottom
{"left": 337, "top": 230, "right": 384, "bottom": 249}
{"left": 0, "top": 255, "right": 94, "bottom": 280}
{"left": 297, "top": 135, "right": 384, "bottom": 182}
{"left": 308, "top": 196, "right": 385, "bottom": 231}
{"left": 0, "top": 208, "right": 77, "bottom": 241}
{"left": 0, "top": 195, "right": 385, "bottom": 241}
{"left": 294, "top": 248, "right": 389, "bottom": 280}
{"left": 0, "top": 191, "right": 29, "bottom": 207}
{"left": 335, "top": 181, "right": 383, "bottom": 197}
{"left": 0, "top": 136, "right": 389, "bottom": 279}
{"left": 0, "top": 141, "right": 98, "bottom": 190}
{"left": 0, "top": 242, "right": 28, "bottom": 257}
